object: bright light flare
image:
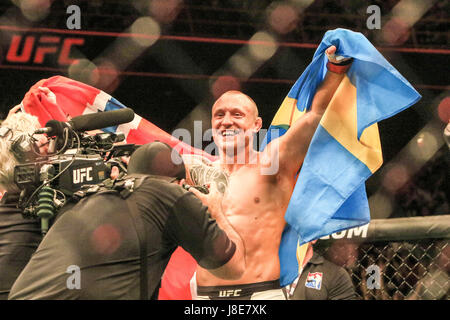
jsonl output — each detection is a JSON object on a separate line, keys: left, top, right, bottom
{"left": 130, "top": 16, "right": 161, "bottom": 48}
{"left": 248, "top": 32, "right": 278, "bottom": 62}
{"left": 268, "top": 3, "right": 299, "bottom": 35}
{"left": 20, "top": 0, "right": 51, "bottom": 22}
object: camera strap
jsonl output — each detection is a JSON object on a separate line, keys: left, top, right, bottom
{"left": 72, "top": 174, "right": 164, "bottom": 300}
{"left": 124, "top": 193, "right": 148, "bottom": 300}
{"left": 115, "top": 174, "right": 149, "bottom": 300}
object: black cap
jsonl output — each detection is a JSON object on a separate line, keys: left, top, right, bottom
{"left": 127, "top": 142, "right": 186, "bottom": 180}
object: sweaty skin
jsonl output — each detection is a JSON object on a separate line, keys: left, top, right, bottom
{"left": 186, "top": 46, "right": 349, "bottom": 286}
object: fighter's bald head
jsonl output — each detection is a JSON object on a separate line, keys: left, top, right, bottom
{"left": 213, "top": 90, "right": 259, "bottom": 119}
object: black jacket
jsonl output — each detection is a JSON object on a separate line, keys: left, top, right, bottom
{"left": 8, "top": 175, "right": 236, "bottom": 300}
{"left": 0, "top": 192, "right": 41, "bottom": 299}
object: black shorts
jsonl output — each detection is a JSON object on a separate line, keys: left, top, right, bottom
{"left": 194, "top": 280, "right": 287, "bottom": 300}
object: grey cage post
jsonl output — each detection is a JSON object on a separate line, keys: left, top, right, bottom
{"left": 316, "top": 215, "right": 450, "bottom": 300}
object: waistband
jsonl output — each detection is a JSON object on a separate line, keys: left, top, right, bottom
{"left": 197, "top": 280, "right": 281, "bottom": 298}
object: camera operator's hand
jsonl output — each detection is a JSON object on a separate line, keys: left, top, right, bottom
{"left": 109, "top": 156, "right": 130, "bottom": 180}
{"left": 35, "top": 135, "right": 49, "bottom": 155}
{"left": 110, "top": 166, "right": 120, "bottom": 180}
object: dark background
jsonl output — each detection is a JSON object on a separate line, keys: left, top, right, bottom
{"left": 0, "top": 0, "right": 448, "bottom": 218}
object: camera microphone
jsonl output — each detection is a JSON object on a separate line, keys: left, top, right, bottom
{"left": 35, "top": 108, "right": 135, "bottom": 136}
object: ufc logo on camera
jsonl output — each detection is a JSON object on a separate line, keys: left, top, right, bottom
{"left": 73, "top": 167, "right": 93, "bottom": 184}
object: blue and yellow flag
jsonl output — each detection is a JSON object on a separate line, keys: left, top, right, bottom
{"left": 261, "top": 29, "right": 421, "bottom": 286}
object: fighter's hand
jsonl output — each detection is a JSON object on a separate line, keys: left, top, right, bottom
{"left": 189, "top": 182, "right": 223, "bottom": 219}
{"left": 188, "top": 183, "right": 210, "bottom": 204}
{"left": 325, "top": 45, "right": 351, "bottom": 64}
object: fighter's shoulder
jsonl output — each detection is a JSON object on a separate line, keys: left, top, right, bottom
{"left": 182, "top": 154, "right": 222, "bottom": 183}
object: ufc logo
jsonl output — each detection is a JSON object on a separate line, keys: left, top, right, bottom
{"left": 6, "top": 35, "right": 85, "bottom": 65}
{"left": 218, "top": 289, "right": 242, "bottom": 297}
{"left": 73, "top": 167, "right": 93, "bottom": 184}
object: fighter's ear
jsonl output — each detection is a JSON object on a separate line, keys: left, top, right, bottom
{"left": 253, "top": 117, "right": 262, "bottom": 133}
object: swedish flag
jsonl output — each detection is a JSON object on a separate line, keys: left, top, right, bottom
{"left": 262, "top": 29, "right": 422, "bottom": 286}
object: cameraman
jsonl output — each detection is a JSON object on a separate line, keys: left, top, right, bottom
{"left": 9, "top": 142, "right": 245, "bottom": 299}
{"left": 0, "top": 106, "right": 48, "bottom": 299}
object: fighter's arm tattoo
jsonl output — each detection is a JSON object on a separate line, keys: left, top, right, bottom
{"left": 188, "top": 164, "right": 229, "bottom": 194}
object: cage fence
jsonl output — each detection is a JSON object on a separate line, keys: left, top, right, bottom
{"left": 316, "top": 215, "right": 449, "bottom": 300}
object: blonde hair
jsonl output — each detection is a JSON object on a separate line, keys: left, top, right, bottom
{"left": 0, "top": 112, "right": 41, "bottom": 192}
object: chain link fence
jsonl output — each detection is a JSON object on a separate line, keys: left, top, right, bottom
{"left": 315, "top": 216, "right": 449, "bottom": 300}
{"left": 319, "top": 239, "right": 448, "bottom": 300}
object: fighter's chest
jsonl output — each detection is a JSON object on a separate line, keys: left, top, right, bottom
{"left": 222, "top": 168, "right": 280, "bottom": 209}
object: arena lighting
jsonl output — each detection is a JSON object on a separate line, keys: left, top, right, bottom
{"left": 409, "top": 130, "right": 440, "bottom": 162}
{"left": 221, "top": 31, "right": 279, "bottom": 82}
{"left": 129, "top": 16, "right": 161, "bottom": 48}
{"left": 266, "top": 0, "right": 315, "bottom": 35}
{"left": 382, "top": 163, "right": 411, "bottom": 194}
{"left": 211, "top": 75, "right": 241, "bottom": 100}
{"left": 91, "top": 59, "right": 121, "bottom": 92}
{"left": 67, "top": 58, "right": 99, "bottom": 87}
{"left": 86, "top": 16, "right": 161, "bottom": 92}
{"left": 391, "top": 0, "right": 436, "bottom": 27}
{"left": 228, "top": 53, "right": 254, "bottom": 79}
{"left": 130, "top": 0, "right": 184, "bottom": 25}
{"left": 19, "top": 0, "right": 51, "bottom": 22}
{"left": 175, "top": 31, "right": 281, "bottom": 133}
{"left": 368, "top": 117, "right": 446, "bottom": 219}
{"left": 393, "top": 117, "right": 444, "bottom": 174}
{"left": 381, "top": 0, "right": 436, "bottom": 45}
{"left": 149, "top": 0, "right": 183, "bottom": 24}
{"left": 267, "top": 3, "right": 300, "bottom": 35}
{"left": 247, "top": 32, "right": 278, "bottom": 62}
{"left": 176, "top": 0, "right": 315, "bottom": 134}
{"left": 368, "top": 192, "right": 394, "bottom": 219}
{"left": 1, "top": 2, "right": 444, "bottom": 173}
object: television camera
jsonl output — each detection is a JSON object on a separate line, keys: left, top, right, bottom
{"left": 13, "top": 108, "right": 138, "bottom": 235}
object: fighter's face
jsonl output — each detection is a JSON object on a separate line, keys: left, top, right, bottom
{"left": 211, "top": 92, "right": 261, "bottom": 155}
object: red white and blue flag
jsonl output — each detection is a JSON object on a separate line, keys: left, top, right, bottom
{"left": 21, "top": 76, "right": 214, "bottom": 159}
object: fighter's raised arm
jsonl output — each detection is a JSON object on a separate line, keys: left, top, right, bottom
{"left": 266, "top": 45, "right": 352, "bottom": 176}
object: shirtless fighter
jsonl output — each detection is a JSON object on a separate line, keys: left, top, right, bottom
{"left": 185, "top": 46, "right": 352, "bottom": 300}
